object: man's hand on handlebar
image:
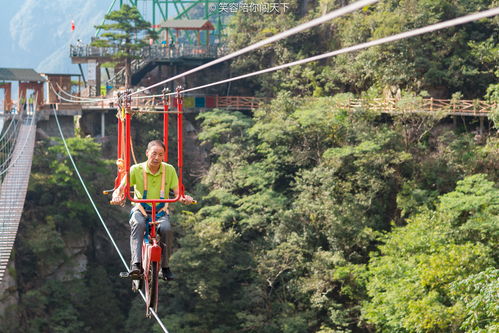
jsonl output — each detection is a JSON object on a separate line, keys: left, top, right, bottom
{"left": 180, "top": 195, "right": 195, "bottom": 205}
{"left": 110, "top": 186, "right": 126, "bottom": 206}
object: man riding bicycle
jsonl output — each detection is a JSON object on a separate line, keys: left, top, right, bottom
{"left": 111, "top": 139, "right": 193, "bottom": 280}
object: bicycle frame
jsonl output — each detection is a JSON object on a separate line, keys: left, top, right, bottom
{"left": 142, "top": 206, "right": 162, "bottom": 316}
{"left": 116, "top": 87, "right": 185, "bottom": 317}
{"left": 124, "top": 88, "right": 185, "bottom": 204}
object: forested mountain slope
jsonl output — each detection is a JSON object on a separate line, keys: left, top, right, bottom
{"left": 162, "top": 95, "right": 497, "bottom": 332}
{"left": 228, "top": 0, "right": 498, "bottom": 99}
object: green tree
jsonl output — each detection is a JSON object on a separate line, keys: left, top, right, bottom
{"left": 227, "top": 0, "right": 498, "bottom": 98}
{"left": 92, "top": 4, "right": 156, "bottom": 88}
{"left": 364, "top": 174, "right": 498, "bottom": 332}
{"left": 165, "top": 96, "right": 411, "bottom": 332}
{"left": 168, "top": 92, "right": 498, "bottom": 332}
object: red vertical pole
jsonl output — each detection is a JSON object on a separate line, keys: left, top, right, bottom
{"left": 125, "top": 90, "right": 132, "bottom": 199}
{"left": 162, "top": 89, "right": 169, "bottom": 162}
{"left": 117, "top": 118, "right": 123, "bottom": 160}
{"left": 125, "top": 113, "right": 131, "bottom": 198}
{"left": 176, "top": 87, "right": 184, "bottom": 197}
{"left": 115, "top": 117, "right": 123, "bottom": 189}
{"left": 151, "top": 204, "right": 156, "bottom": 238}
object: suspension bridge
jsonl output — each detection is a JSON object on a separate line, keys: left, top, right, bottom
{"left": 0, "top": 112, "right": 36, "bottom": 281}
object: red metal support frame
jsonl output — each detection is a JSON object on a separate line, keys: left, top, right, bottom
{"left": 123, "top": 88, "right": 185, "bottom": 205}
{"left": 162, "top": 89, "right": 169, "bottom": 162}
{"left": 176, "top": 87, "right": 184, "bottom": 197}
{"left": 114, "top": 117, "right": 123, "bottom": 189}
{"left": 125, "top": 112, "right": 132, "bottom": 196}
{"left": 117, "top": 118, "right": 123, "bottom": 160}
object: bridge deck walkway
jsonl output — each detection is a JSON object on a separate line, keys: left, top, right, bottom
{"left": 0, "top": 122, "right": 36, "bottom": 281}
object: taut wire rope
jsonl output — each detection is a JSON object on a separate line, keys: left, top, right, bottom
{"left": 57, "top": 7, "right": 499, "bottom": 103}
{"left": 136, "top": 7, "right": 499, "bottom": 98}
{"left": 130, "top": 0, "right": 379, "bottom": 96}
{"left": 0, "top": 100, "right": 36, "bottom": 176}
{"left": 52, "top": 107, "right": 170, "bottom": 333}
{"left": 53, "top": 0, "right": 378, "bottom": 103}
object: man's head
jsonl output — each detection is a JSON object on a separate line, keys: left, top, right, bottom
{"left": 146, "top": 140, "right": 166, "bottom": 170}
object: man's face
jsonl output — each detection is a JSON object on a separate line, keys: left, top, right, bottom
{"left": 146, "top": 144, "right": 165, "bottom": 169}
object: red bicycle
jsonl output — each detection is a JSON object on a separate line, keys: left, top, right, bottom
{"left": 122, "top": 199, "right": 195, "bottom": 316}
{"left": 113, "top": 87, "right": 190, "bottom": 317}
{"left": 134, "top": 205, "right": 162, "bottom": 317}
{"left": 119, "top": 207, "right": 162, "bottom": 316}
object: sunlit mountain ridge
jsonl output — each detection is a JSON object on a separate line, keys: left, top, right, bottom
{"left": 2, "top": 0, "right": 109, "bottom": 73}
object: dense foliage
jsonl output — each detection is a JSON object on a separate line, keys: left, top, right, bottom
{"left": 228, "top": 0, "right": 498, "bottom": 99}
{"left": 156, "top": 93, "right": 497, "bottom": 332}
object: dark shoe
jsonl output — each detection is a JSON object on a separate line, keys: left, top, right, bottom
{"left": 160, "top": 267, "right": 175, "bottom": 281}
{"left": 129, "top": 263, "right": 142, "bottom": 275}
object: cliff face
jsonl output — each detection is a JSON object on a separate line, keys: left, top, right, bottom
{"left": 0, "top": 262, "right": 18, "bottom": 316}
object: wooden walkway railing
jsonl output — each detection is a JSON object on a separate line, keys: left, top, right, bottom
{"left": 79, "top": 96, "right": 496, "bottom": 115}
{"left": 340, "top": 98, "right": 495, "bottom": 115}
{"left": 215, "top": 96, "right": 267, "bottom": 110}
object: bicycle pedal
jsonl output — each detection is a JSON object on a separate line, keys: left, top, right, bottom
{"left": 129, "top": 272, "right": 143, "bottom": 280}
{"left": 120, "top": 271, "right": 143, "bottom": 280}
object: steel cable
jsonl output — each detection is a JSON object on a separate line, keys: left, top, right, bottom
{"left": 52, "top": 107, "right": 170, "bottom": 333}
{"left": 0, "top": 106, "right": 37, "bottom": 177}
{"left": 54, "top": 0, "right": 378, "bottom": 103}
{"left": 59, "top": 7, "right": 499, "bottom": 104}
{"left": 146, "top": 7, "right": 499, "bottom": 98}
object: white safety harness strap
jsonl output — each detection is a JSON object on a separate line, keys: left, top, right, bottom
{"left": 136, "top": 163, "right": 168, "bottom": 216}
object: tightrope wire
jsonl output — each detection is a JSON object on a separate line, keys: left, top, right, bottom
{"left": 55, "top": 0, "right": 377, "bottom": 103}
{"left": 52, "top": 108, "right": 170, "bottom": 333}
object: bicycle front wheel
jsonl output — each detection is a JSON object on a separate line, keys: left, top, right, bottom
{"left": 146, "top": 261, "right": 159, "bottom": 316}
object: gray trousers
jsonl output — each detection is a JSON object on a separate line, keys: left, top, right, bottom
{"left": 129, "top": 210, "right": 173, "bottom": 268}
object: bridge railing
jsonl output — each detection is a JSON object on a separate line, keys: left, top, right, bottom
{"left": 81, "top": 95, "right": 269, "bottom": 110}
{"left": 70, "top": 44, "right": 119, "bottom": 58}
{"left": 216, "top": 96, "right": 268, "bottom": 110}
{"left": 339, "top": 98, "right": 496, "bottom": 115}
{"left": 0, "top": 110, "right": 37, "bottom": 282}
{"left": 70, "top": 44, "right": 222, "bottom": 60}
{"left": 76, "top": 96, "right": 497, "bottom": 115}
{"left": 93, "top": 44, "right": 223, "bottom": 86}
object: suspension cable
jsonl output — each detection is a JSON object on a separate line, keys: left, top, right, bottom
{"left": 139, "top": 7, "right": 499, "bottom": 98}
{"left": 0, "top": 114, "right": 20, "bottom": 142}
{"left": 53, "top": 108, "right": 129, "bottom": 269}
{"left": 52, "top": 108, "right": 170, "bottom": 333}
{"left": 0, "top": 102, "right": 37, "bottom": 176}
{"left": 54, "top": 6, "right": 499, "bottom": 106}
{"left": 50, "top": 84, "right": 118, "bottom": 105}
{"left": 55, "top": 0, "right": 378, "bottom": 104}
{"left": 55, "top": 83, "right": 102, "bottom": 102}
{"left": 131, "top": 0, "right": 378, "bottom": 96}
{"left": 0, "top": 116, "right": 35, "bottom": 175}
{"left": 0, "top": 118, "right": 22, "bottom": 159}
